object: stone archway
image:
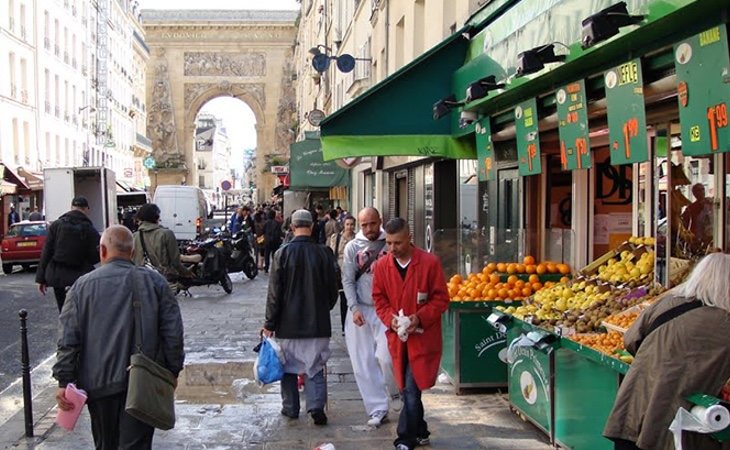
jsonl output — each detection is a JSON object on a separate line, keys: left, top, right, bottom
{"left": 141, "top": 10, "right": 298, "bottom": 202}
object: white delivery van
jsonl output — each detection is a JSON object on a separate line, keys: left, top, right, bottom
{"left": 153, "top": 185, "right": 209, "bottom": 241}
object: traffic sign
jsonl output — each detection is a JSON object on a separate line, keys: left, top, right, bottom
{"left": 143, "top": 157, "right": 156, "bottom": 169}
{"left": 221, "top": 180, "right": 232, "bottom": 191}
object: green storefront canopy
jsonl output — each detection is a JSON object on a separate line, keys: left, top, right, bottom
{"left": 289, "top": 132, "right": 349, "bottom": 188}
{"left": 320, "top": 29, "right": 474, "bottom": 161}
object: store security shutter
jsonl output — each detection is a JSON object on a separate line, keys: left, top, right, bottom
{"left": 408, "top": 167, "right": 416, "bottom": 225}
{"left": 388, "top": 172, "right": 397, "bottom": 220}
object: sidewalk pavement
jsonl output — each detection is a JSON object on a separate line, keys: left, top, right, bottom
{"left": 1, "top": 272, "right": 551, "bottom": 450}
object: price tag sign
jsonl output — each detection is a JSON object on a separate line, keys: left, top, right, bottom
{"left": 515, "top": 98, "right": 542, "bottom": 176}
{"left": 674, "top": 25, "right": 730, "bottom": 156}
{"left": 557, "top": 79, "right": 592, "bottom": 170}
{"left": 605, "top": 59, "right": 649, "bottom": 165}
{"left": 476, "top": 117, "right": 496, "bottom": 181}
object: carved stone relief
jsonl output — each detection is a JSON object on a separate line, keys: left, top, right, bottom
{"left": 184, "top": 52, "right": 266, "bottom": 77}
{"left": 184, "top": 82, "right": 266, "bottom": 110}
{"left": 147, "top": 51, "right": 184, "bottom": 168}
{"left": 275, "top": 51, "right": 297, "bottom": 153}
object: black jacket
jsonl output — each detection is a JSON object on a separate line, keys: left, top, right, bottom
{"left": 263, "top": 218, "right": 283, "bottom": 248}
{"left": 53, "top": 260, "right": 184, "bottom": 400}
{"left": 36, "top": 210, "right": 100, "bottom": 288}
{"left": 265, "top": 236, "right": 339, "bottom": 338}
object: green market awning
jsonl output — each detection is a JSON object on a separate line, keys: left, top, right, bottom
{"left": 320, "top": 29, "right": 474, "bottom": 161}
{"left": 289, "top": 133, "right": 349, "bottom": 188}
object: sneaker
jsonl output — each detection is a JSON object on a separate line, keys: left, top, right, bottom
{"left": 395, "top": 444, "right": 410, "bottom": 450}
{"left": 416, "top": 436, "right": 430, "bottom": 446}
{"left": 280, "top": 409, "right": 298, "bottom": 419}
{"left": 367, "top": 409, "right": 388, "bottom": 427}
{"left": 390, "top": 394, "right": 403, "bottom": 412}
{"left": 311, "top": 409, "right": 327, "bottom": 426}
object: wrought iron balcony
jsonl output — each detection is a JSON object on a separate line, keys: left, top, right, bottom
{"left": 44, "top": 37, "right": 50, "bottom": 49}
{"left": 20, "top": 90, "right": 28, "bottom": 104}
{"left": 54, "top": 106, "right": 60, "bottom": 117}
{"left": 10, "top": 84, "right": 17, "bottom": 98}
{"left": 54, "top": 45, "right": 59, "bottom": 56}
{"left": 45, "top": 100, "right": 51, "bottom": 113}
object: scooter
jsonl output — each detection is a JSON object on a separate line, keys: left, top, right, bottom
{"left": 177, "top": 237, "right": 233, "bottom": 296}
{"left": 226, "top": 230, "right": 258, "bottom": 279}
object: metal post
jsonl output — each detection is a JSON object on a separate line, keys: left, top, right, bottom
{"left": 19, "top": 309, "right": 33, "bottom": 437}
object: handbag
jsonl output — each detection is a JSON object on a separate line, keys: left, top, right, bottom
{"left": 125, "top": 269, "right": 177, "bottom": 430}
{"left": 256, "top": 234, "right": 265, "bottom": 245}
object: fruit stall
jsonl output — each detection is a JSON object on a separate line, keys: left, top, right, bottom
{"left": 490, "top": 237, "right": 682, "bottom": 449}
{"left": 440, "top": 252, "right": 571, "bottom": 392}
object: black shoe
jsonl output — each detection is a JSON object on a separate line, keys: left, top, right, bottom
{"left": 311, "top": 409, "right": 327, "bottom": 426}
{"left": 280, "top": 409, "right": 298, "bottom": 419}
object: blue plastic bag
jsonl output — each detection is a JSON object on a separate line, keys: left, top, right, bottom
{"left": 254, "top": 337, "right": 284, "bottom": 386}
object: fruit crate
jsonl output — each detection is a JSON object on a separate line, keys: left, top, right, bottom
{"left": 440, "top": 300, "right": 520, "bottom": 393}
{"left": 601, "top": 305, "right": 643, "bottom": 334}
{"left": 554, "top": 336, "right": 629, "bottom": 450}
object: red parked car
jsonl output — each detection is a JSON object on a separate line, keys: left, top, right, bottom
{"left": 1, "top": 221, "right": 49, "bottom": 274}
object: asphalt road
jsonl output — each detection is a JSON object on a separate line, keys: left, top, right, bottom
{"left": 0, "top": 268, "right": 58, "bottom": 392}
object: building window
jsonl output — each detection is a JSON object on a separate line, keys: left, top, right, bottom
{"left": 413, "top": 0, "right": 425, "bottom": 56}
{"left": 19, "top": 3, "right": 26, "bottom": 40}
{"left": 395, "top": 16, "right": 405, "bottom": 70}
{"left": 9, "top": 53, "right": 16, "bottom": 98}
{"left": 20, "top": 58, "right": 28, "bottom": 103}
{"left": 44, "top": 11, "right": 50, "bottom": 49}
{"left": 23, "top": 121, "right": 30, "bottom": 165}
{"left": 8, "top": 0, "right": 14, "bottom": 32}
{"left": 12, "top": 119, "right": 19, "bottom": 165}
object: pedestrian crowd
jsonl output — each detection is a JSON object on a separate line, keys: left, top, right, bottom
{"left": 31, "top": 193, "right": 730, "bottom": 450}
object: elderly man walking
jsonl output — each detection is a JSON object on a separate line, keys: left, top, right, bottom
{"left": 263, "top": 209, "right": 339, "bottom": 425}
{"left": 53, "top": 225, "right": 184, "bottom": 450}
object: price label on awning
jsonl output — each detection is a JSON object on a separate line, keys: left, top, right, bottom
{"left": 476, "top": 117, "right": 495, "bottom": 182}
{"left": 605, "top": 59, "right": 649, "bottom": 166}
{"left": 674, "top": 25, "right": 730, "bottom": 156}
{"left": 557, "top": 79, "right": 591, "bottom": 170}
{"left": 515, "top": 98, "right": 542, "bottom": 176}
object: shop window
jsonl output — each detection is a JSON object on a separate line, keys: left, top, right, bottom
{"left": 544, "top": 154, "right": 572, "bottom": 264}
{"left": 656, "top": 149, "right": 717, "bottom": 286}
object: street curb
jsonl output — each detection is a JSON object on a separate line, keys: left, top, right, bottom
{"left": 0, "top": 355, "right": 59, "bottom": 449}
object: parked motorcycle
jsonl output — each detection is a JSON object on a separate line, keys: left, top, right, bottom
{"left": 177, "top": 236, "right": 233, "bottom": 295}
{"left": 225, "top": 230, "right": 258, "bottom": 279}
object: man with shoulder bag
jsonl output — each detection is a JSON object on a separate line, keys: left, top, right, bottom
{"left": 54, "top": 225, "right": 184, "bottom": 450}
{"left": 132, "top": 203, "right": 193, "bottom": 284}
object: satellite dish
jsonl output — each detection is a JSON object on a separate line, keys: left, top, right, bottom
{"left": 336, "top": 54, "right": 356, "bottom": 73}
{"left": 312, "top": 54, "right": 331, "bottom": 73}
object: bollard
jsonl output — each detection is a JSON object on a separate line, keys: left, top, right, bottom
{"left": 19, "top": 309, "right": 33, "bottom": 438}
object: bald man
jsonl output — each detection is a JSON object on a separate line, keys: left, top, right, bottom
{"left": 53, "top": 225, "right": 184, "bottom": 450}
{"left": 342, "top": 207, "right": 400, "bottom": 427}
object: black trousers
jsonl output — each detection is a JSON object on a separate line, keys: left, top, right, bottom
{"left": 53, "top": 287, "right": 67, "bottom": 313}
{"left": 338, "top": 290, "right": 347, "bottom": 331}
{"left": 87, "top": 392, "right": 154, "bottom": 450}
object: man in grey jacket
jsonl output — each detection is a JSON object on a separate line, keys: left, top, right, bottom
{"left": 342, "top": 207, "right": 400, "bottom": 427}
{"left": 54, "top": 225, "right": 184, "bottom": 450}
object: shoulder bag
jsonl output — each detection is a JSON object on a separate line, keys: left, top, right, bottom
{"left": 139, "top": 231, "right": 177, "bottom": 282}
{"left": 125, "top": 268, "right": 177, "bottom": 430}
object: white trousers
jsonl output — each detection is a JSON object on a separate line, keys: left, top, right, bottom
{"left": 345, "top": 305, "right": 399, "bottom": 415}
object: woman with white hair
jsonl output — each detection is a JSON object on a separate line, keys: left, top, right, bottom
{"left": 604, "top": 252, "right": 730, "bottom": 450}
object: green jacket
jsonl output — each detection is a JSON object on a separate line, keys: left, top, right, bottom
{"left": 132, "top": 222, "right": 188, "bottom": 276}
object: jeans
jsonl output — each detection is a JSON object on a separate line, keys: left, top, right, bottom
{"left": 394, "top": 361, "right": 429, "bottom": 450}
{"left": 87, "top": 392, "right": 154, "bottom": 450}
{"left": 280, "top": 369, "right": 327, "bottom": 416}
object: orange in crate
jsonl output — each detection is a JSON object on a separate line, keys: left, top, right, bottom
{"left": 523, "top": 255, "right": 536, "bottom": 266}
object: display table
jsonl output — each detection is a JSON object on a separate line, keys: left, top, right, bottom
{"left": 440, "top": 300, "right": 519, "bottom": 393}
{"left": 554, "top": 337, "right": 630, "bottom": 450}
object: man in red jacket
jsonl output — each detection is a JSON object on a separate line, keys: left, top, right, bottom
{"left": 372, "top": 217, "right": 449, "bottom": 450}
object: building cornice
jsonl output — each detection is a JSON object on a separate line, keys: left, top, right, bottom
{"left": 143, "top": 24, "right": 296, "bottom": 43}
{"left": 140, "top": 9, "right": 298, "bottom": 24}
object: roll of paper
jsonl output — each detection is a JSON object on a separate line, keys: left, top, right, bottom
{"left": 669, "top": 404, "right": 730, "bottom": 450}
